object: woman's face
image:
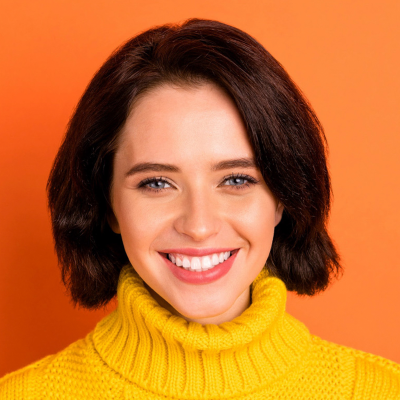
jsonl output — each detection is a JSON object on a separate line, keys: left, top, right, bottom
{"left": 110, "top": 82, "right": 283, "bottom": 325}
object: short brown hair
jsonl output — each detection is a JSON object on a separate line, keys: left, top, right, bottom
{"left": 47, "top": 18, "right": 342, "bottom": 308}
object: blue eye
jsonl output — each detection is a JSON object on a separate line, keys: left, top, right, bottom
{"left": 138, "top": 177, "right": 171, "bottom": 193}
{"left": 137, "top": 173, "right": 259, "bottom": 193}
{"left": 223, "top": 173, "right": 260, "bottom": 190}
{"left": 222, "top": 174, "right": 257, "bottom": 189}
{"left": 147, "top": 179, "right": 171, "bottom": 190}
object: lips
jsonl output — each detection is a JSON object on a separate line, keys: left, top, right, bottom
{"left": 158, "top": 248, "right": 240, "bottom": 285}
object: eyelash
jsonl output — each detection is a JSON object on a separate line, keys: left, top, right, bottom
{"left": 137, "top": 173, "right": 259, "bottom": 193}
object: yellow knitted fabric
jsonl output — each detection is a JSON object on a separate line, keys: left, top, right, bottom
{"left": 1, "top": 264, "right": 399, "bottom": 399}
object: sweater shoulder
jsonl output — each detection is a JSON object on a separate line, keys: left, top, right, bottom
{"left": 0, "top": 353, "right": 56, "bottom": 399}
{"left": 0, "top": 331, "right": 116, "bottom": 400}
{"left": 343, "top": 343, "right": 400, "bottom": 399}
{"left": 311, "top": 335, "right": 400, "bottom": 399}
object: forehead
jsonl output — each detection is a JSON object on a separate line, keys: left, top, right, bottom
{"left": 116, "top": 82, "right": 255, "bottom": 167}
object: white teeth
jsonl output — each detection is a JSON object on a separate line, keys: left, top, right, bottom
{"left": 201, "top": 256, "right": 212, "bottom": 270}
{"left": 183, "top": 258, "right": 191, "bottom": 269}
{"left": 167, "top": 251, "right": 234, "bottom": 272}
{"left": 190, "top": 257, "right": 202, "bottom": 271}
{"left": 212, "top": 254, "right": 219, "bottom": 266}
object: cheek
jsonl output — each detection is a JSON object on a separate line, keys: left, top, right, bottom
{"left": 232, "top": 193, "right": 277, "bottom": 234}
{"left": 228, "top": 192, "right": 277, "bottom": 258}
{"left": 114, "top": 192, "right": 169, "bottom": 253}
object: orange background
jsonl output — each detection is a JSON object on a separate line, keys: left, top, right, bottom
{"left": 1, "top": 0, "right": 399, "bottom": 377}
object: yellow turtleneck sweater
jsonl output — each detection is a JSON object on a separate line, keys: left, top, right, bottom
{"left": 1, "top": 265, "right": 399, "bottom": 399}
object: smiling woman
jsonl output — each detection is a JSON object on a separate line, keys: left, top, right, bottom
{"left": 1, "top": 18, "right": 399, "bottom": 400}
{"left": 109, "top": 83, "right": 284, "bottom": 325}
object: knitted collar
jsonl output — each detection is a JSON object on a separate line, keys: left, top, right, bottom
{"left": 93, "top": 264, "right": 311, "bottom": 398}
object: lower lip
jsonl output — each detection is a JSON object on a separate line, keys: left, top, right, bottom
{"left": 159, "top": 250, "right": 239, "bottom": 285}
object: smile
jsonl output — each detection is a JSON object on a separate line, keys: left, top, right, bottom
{"left": 166, "top": 250, "right": 235, "bottom": 272}
{"left": 159, "top": 249, "right": 240, "bottom": 285}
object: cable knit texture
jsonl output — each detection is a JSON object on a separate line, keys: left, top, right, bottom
{"left": 1, "top": 264, "right": 399, "bottom": 399}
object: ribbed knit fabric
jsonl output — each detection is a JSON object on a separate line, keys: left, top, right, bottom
{"left": 1, "top": 264, "right": 399, "bottom": 399}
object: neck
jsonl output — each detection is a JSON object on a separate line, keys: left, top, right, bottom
{"left": 144, "top": 281, "right": 251, "bottom": 325}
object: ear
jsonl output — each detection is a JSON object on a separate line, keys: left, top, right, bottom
{"left": 274, "top": 201, "right": 284, "bottom": 227}
{"left": 107, "top": 212, "right": 121, "bottom": 234}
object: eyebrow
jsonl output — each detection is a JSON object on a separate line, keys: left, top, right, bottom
{"left": 125, "top": 157, "right": 257, "bottom": 177}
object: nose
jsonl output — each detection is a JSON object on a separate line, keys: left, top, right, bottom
{"left": 174, "top": 188, "right": 221, "bottom": 242}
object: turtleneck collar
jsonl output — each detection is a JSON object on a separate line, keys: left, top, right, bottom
{"left": 93, "top": 264, "right": 311, "bottom": 398}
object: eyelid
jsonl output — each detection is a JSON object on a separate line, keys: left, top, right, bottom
{"left": 138, "top": 175, "right": 170, "bottom": 184}
{"left": 136, "top": 175, "right": 173, "bottom": 188}
{"left": 221, "top": 172, "right": 259, "bottom": 183}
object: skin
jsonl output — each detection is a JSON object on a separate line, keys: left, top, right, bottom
{"left": 110, "top": 82, "right": 283, "bottom": 325}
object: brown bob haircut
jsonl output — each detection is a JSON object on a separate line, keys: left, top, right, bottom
{"left": 48, "top": 18, "right": 342, "bottom": 309}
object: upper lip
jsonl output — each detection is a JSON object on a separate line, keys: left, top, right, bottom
{"left": 159, "top": 248, "right": 239, "bottom": 257}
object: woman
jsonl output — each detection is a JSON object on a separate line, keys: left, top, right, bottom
{"left": 1, "top": 18, "right": 399, "bottom": 399}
